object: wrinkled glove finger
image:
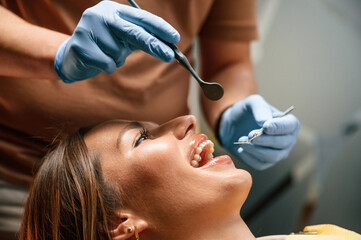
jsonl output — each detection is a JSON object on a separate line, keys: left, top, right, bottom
{"left": 72, "top": 38, "right": 117, "bottom": 75}
{"left": 249, "top": 133, "right": 298, "bottom": 149}
{"left": 109, "top": 17, "right": 174, "bottom": 62}
{"left": 238, "top": 150, "right": 275, "bottom": 171}
{"left": 90, "top": 28, "right": 133, "bottom": 67}
{"left": 114, "top": 43, "right": 133, "bottom": 67}
{"left": 117, "top": 5, "right": 180, "bottom": 44}
{"left": 241, "top": 144, "right": 291, "bottom": 164}
{"left": 236, "top": 136, "right": 249, "bottom": 144}
{"left": 58, "top": 36, "right": 116, "bottom": 79}
{"left": 263, "top": 114, "right": 300, "bottom": 135}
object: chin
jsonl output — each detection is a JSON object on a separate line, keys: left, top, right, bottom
{"left": 221, "top": 164, "right": 253, "bottom": 207}
{"left": 204, "top": 168, "right": 252, "bottom": 219}
{"left": 228, "top": 167, "right": 252, "bottom": 191}
{"left": 205, "top": 155, "right": 252, "bottom": 191}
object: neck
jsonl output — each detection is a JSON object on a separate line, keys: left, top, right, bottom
{"left": 147, "top": 214, "right": 255, "bottom": 240}
{"left": 188, "top": 215, "right": 255, "bottom": 240}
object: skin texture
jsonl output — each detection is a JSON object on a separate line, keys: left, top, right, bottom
{"left": 0, "top": 6, "right": 68, "bottom": 80}
{"left": 200, "top": 38, "right": 257, "bottom": 128}
{"left": 84, "top": 115, "right": 255, "bottom": 240}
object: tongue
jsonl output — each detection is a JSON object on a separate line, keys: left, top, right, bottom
{"left": 198, "top": 150, "right": 208, "bottom": 167}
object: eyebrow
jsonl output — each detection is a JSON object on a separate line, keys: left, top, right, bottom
{"left": 116, "top": 121, "right": 144, "bottom": 149}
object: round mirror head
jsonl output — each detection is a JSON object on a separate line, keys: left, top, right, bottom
{"left": 202, "top": 83, "right": 224, "bottom": 101}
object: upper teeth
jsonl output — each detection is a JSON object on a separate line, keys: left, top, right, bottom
{"left": 191, "top": 140, "right": 214, "bottom": 167}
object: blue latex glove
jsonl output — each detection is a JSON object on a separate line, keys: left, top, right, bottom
{"left": 218, "top": 95, "right": 300, "bottom": 170}
{"left": 54, "top": 1, "right": 180, "bottom": 83}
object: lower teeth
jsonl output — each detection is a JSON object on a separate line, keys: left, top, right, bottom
{"left": 191, "top": 160, "right": 199, "bottom": 167}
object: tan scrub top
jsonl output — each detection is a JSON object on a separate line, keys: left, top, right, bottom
{"left": 0, "top": 0, "right": 258, "bottom": 186}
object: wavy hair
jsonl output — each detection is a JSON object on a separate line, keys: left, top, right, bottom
{"left": 19, "top": 128, "right": 122, "bottom": 240}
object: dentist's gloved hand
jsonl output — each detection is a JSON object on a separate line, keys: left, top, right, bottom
{"left": 54, "top": 1, "right": 180, "bottom": 83}
{"left": 218, "top": 95, "right": 300, "bottom": 170}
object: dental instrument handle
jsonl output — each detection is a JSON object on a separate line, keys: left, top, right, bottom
{"left": 275, "top": 105, "right": 295, "bottom": 118}
{"left": 167, "top": 43, "right": 224, "bottom": 101}
{"left": 128, "top": 0, "right": 140, "bottom": 8}
{"left": 127, "top": 0, "right": 224, "bottom": 101}
{"left": 234, "top": 105, "right": 295, "bottom": 145}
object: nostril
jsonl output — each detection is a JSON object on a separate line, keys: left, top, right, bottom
{"left": 171, "top": 115, "right": 197, "bottom": 139}
{"left": 186, "top": 123, "right": 194, "bottom": 134}
{"left": 175, "top": 122, "right": 194, "bottom": 140}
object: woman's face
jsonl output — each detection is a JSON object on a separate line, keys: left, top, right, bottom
{"left": 84, "top": 115, "right": 251, "bottom": 228}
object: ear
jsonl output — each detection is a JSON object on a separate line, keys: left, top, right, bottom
{"left": 110, "top": 211, "right": 149, "bottom": 240}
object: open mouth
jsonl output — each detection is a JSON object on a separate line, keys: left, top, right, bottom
{"left": 190, "top": 136, "right": 214, "bottom": 168}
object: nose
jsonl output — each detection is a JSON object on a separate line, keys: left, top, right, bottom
{"left": 157, "top": 115, "right": 196, "bottom": 140}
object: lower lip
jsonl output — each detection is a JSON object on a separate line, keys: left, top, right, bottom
{"left": 199, "top": 155, "right": 232, "bottom": 169}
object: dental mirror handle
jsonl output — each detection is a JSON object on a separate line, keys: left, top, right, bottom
{"left": 166, "top": 43, "right": 224, "bottom": 101}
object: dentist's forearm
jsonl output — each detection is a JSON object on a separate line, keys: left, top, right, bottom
{"left": 201, "top": 61, "right": 257, "bottom": 129}
{"left": 0, "top": 6, "right": 69, "bottom": 80}
{"left": 200, "top": 39, "right": 257, "bottom": 129}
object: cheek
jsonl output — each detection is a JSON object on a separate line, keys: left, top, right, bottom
{"left": 125, "top": 141, "right": 185, "bottom": 187}
{"left": 120, "top": 143, "right": 189, "bottom": 211}
{"left": 138, "top": 140, "right": 185, "bottom": 171}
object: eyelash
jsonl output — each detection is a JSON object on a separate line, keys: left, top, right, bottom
{"left": 135, "top": 128, "right": 149, "bottom": 147}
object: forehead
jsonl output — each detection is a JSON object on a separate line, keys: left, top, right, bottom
{"left": 86, "top": 119, "right": 131, "bottom": 139}
{"left": 83, "top": 120, "right": 128, "bottom": 151}
{"left": 83, "top": 120, "right": 157, "bottom": 148}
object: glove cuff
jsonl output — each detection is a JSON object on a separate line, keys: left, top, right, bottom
{"left": 213, "top": 108, "right": 228, "bottom": 145}
{"left": 54, "top": 38, "right": 75, "bottom": 84}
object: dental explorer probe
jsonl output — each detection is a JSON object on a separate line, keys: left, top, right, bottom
{"left": 127, "top": 0, "right": 224, "bottom": 101}
{"left": 234, "top": 105, "right": 295, "bottom": 145}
